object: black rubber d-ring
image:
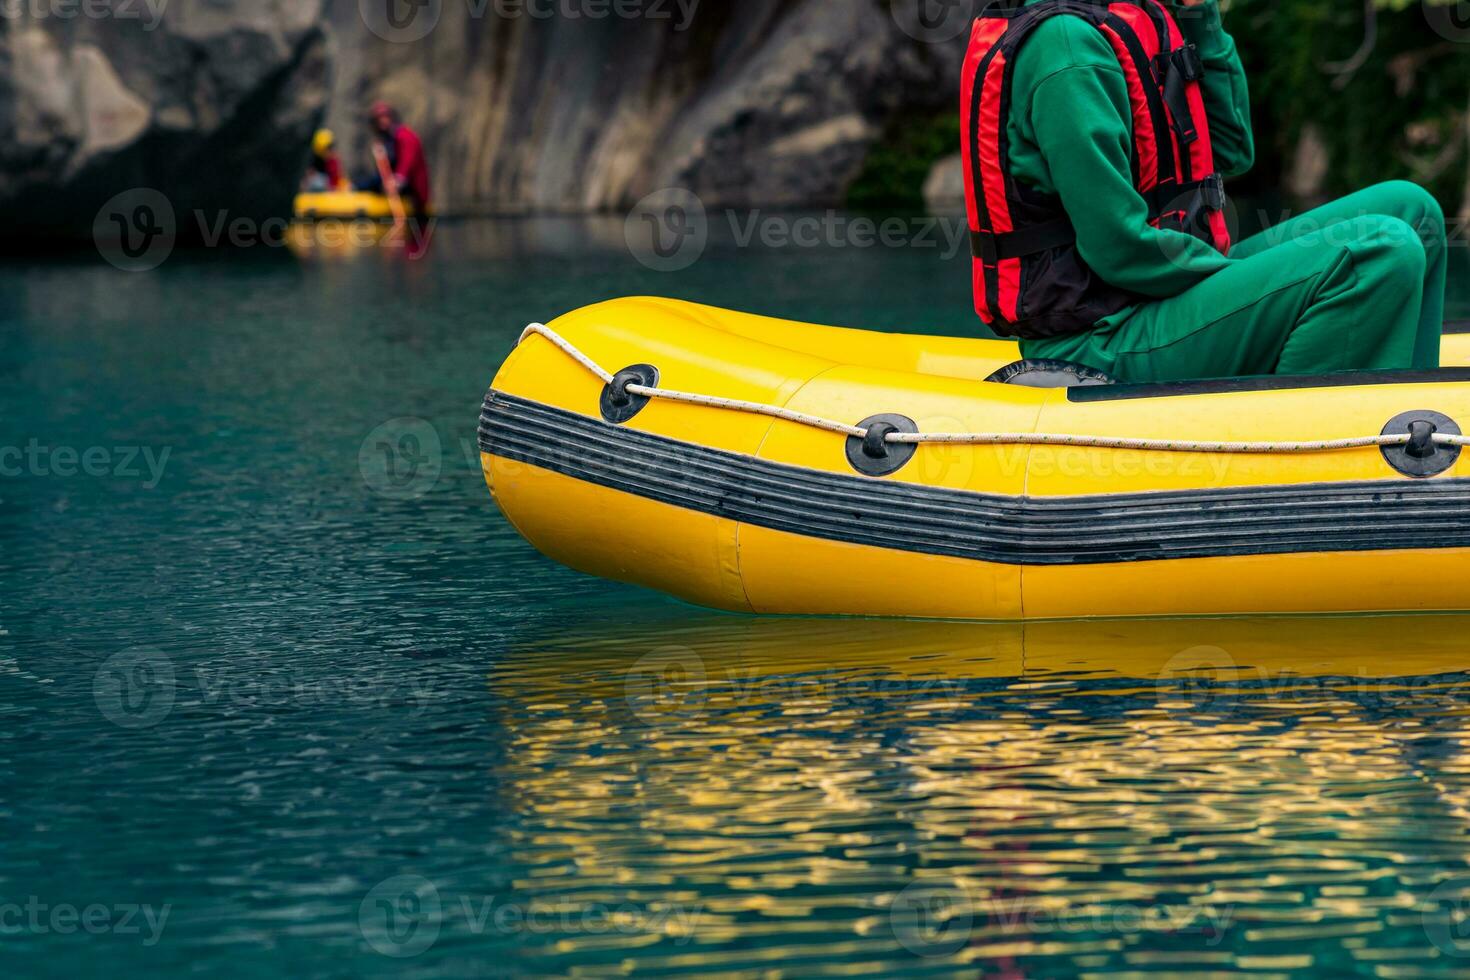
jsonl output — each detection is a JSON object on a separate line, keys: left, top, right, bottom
{"left": 846, "top": 413, "right": 918, "bottom": 477}
{"left": 600, "top": 364, "right": 659, "bottom": 424}
{"left": 1381, "top": 409, "right": 1461, "bottom": 478}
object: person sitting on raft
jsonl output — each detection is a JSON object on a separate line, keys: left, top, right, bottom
{"left": 303, "top": 129, "right": 348, "bottom": 192}
{"left": 962, "top": 0, "right": 1446, "bottom": 382}
{"left": 355, "top": 101, "right": 432, "bottom": 216}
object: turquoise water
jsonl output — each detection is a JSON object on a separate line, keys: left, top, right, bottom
{"left": 4, "top": 216, "right": 1470, "bottom": 978}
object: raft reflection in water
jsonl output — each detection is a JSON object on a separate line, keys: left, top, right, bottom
{"left": 490, "top": 614, "right": 1470, "bottom": 975}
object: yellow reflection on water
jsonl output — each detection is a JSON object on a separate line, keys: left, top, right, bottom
{"left": 490, "top": 616, "right": 1470, "bottom": 976}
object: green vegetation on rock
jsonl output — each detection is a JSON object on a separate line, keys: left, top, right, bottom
{"left": 1232, "top": 0, "right": 1470, "bottom": 210}
{"left": 847, "top": 111, "right": 960, "bottom": 210}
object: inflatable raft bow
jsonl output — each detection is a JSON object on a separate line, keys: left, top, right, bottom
{"left": 293, "top": 191, "right": 426, "bottom": 221}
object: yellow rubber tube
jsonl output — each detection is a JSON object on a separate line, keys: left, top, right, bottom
{"left": 293, "top": 191, "right": 427, "bottom": 221}
{"left": 482, "top": 297, "right": 1470, "bottom": 620}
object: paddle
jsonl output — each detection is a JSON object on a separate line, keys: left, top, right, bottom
{"left": 372, "top": 142, "right": 408, "bottom": 238}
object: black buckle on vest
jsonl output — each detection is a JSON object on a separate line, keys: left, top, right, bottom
{"left": 1161, "top": 44, "right": 1203, "bottom": 146}
{"left": 1171, "top": 44, "right": 1203, "bottom": 83}
{"left": 1180, "top": 174, "right": 1226, "bottom": 244}
{"left": 1142, "top": 175, "right": 1227, "bottom": 245}
{"left": 971, "top": 230, "right": 995, "bottom": 263}
{"left": 1199, "top": 173, "right": 1226, "bottom": 212}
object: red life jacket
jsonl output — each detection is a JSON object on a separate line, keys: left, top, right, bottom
{"left": 961, "top": 0, "right": 1231, "bottom": 339}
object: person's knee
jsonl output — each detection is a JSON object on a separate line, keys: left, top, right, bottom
{"left": 1377, "top": 180, "right": 1445, "bottom": 250}
{"left": 1357, "top": 214, "right": 1424, "bottom": 250}
{"left": 1345, "top": 215, "right": 1426, "bottom": 299}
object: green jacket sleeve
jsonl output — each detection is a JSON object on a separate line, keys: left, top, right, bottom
{"left": 1167, "top": 0, "right": 1254, "bottom": 177}
{"left": 1024, "top": 59, "right": 1233, "bottom": 297}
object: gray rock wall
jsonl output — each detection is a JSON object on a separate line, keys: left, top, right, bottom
{"left": 0, "top": 0, "right": 969, "bottom": 237}
{"left": 0, "top": 0, "right": 328, "bottom": 239}
{"left": 324, "top": 0, "right": 965, "bottom": 213}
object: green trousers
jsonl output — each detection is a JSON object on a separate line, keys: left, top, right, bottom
{"left": 1021, "top": 181, "right": 1447, "bottom": 381}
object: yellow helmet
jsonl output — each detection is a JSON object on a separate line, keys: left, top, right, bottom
{"left": 312, "top": 129, "right": 335, "bottom": 156}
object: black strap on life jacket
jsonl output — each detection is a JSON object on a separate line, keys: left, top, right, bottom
{"left": 969, "top": 175, "right": 1226, "bottom": 262}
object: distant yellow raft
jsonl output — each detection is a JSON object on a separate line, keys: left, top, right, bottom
{"left": 293, "top": 191, "right": 426, "bottom": 220}
{"left": 479, "top": 297, "right": 1470, "bottom": 620}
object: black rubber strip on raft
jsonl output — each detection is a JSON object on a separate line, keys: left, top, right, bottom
{"left": 1068, "top": 367, "right": 1470, "bottom": 402}
{"left": 478, "top": 390, "right": 1470, "bottom": 567}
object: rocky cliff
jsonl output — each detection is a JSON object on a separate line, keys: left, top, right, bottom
{"left": 4, "top": 1, "right": 1467, "bottom": 239}
{"left": 0, "top": 0, "right": 968, "bottom": 236}
{"left": 0, "top": 0, "right": 328, "bottom": 240}
{"left": 325, "top": 0, "right": 967, "bottom": 213}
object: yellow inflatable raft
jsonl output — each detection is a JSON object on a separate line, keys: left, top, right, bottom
{"left": 479, "top": 298, "right": 1470, "bottom": 620}
{"left": 293, "top": 190, "right": 425, "bottom": 220}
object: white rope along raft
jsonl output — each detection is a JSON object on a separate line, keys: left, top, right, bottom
{"left": 518, "top": 323, "right": 1470, "bottom": 456}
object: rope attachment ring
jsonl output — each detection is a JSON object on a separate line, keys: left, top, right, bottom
{"left": 846, "top": 414, "right": 918, "bottom": 477}
{"left": 601, "top": 364, "right": 659, "bottom": 424}
{"left": 1381, "top": 410, "right": 1462, "bottom": 478}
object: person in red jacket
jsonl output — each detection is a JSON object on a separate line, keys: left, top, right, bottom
{"left": 359, "top": 101, "right": 432, "bottom": 214}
